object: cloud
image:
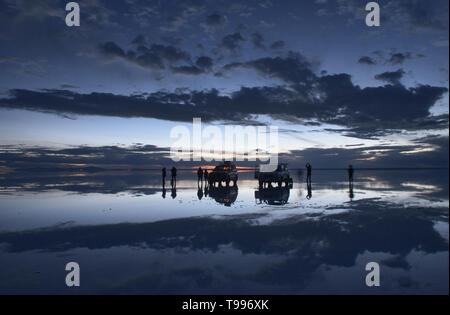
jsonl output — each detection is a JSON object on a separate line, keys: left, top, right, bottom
{"left": 251, "top": 32, "right": 265, "bottom": 50}
{"left": 131, "top": 35, "right": 148, "bottom": 46}
{"left": 270, "top": 41, "right": 285, "bottom": 50}
{"left": 384, "top": 0, "right": 449, "bottom": 32}
{"left": 221, "top": 32, "right": 245, "bottom": 51}
{"left": 195, "top": 56, "right": 213, "bottom": 70}
{"left": 360, "top": 51, "right": 425, "bottom": 66}
{"left": 388, "top": 52, "right": 414, "bottom": 65}
{"left": 358, "top": 56, "right": 377, "bottom": 66}
{"left": 99, "top": 41, "right": 191, "bottom": 70}
{"left": 223, "top": 52, "right": 316, "bottom": 86}
{"left": 204, "top": 13, "right": 227, "bottom": 28}
{"left": 374, "top": 69, "right": 405, "bottom": 85}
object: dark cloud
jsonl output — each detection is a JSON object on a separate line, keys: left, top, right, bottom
{"left": 131, "top": 35, "right": 148, "bottom": 46}
{"left": 251, "top": 32, "right": 265, "bottom": 50}
{"left": 388, "top": 52, "right": 414, "bottom": 65}
{"left": 360, "top": 51, "right": 426, "bottom": 66}
{"left": 99, "top": 41, "right": 191, "bottom": 70}
{"left": 358, "top": 56, "right": 377, "bottom": 66}
{"left": 195, "top": 56, "right": 213, "bottom": 70}
{"left": 374, "top": 69, "right": 405, "bottom": 85}
{"left": 386, "top": 0, "right": 449, "bottom": 32}
{"left": 221, "top": 32, "right": 245, "bottom": 51}
{"left": 270, "top": 40, "right": 285, "bottom": 50}
{"left": 204, "top": 13, "right": 226, "bottom": 27}
{"left": 223, "top": 52, "right": 316, "bottom": 86}
{"left": 1, "top": 76, "right": 447, "bottom": 141}
{"left": 171, "top": 65, "right": 203, "bottom": 75}
{"left": 280, "top": 135, "right": 449, "bottom": 169}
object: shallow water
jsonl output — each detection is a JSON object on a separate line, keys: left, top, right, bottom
{"left": 0, "top": 169, "right": 448, "bottom": 294}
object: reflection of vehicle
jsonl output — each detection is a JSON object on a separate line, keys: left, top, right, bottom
{"left": 209, "top": 185, "right": 238, "bottom": 207}
{"left": 208, "top": 162, "right": 238, "bottom": 187}
{"left": 255, "top": 163, "right": 293, "bottom": 188}
{"left": 255, "top": 186, "right": 291, "bottom": 206}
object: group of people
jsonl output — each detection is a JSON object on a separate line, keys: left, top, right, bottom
{"left": 162, "top": 167, "right": 178, "bottom": 187}
{"left": 304, "top": 163, "right": 355, "bottom": 200}
{"left": 161, "top": 164, "right": 356, "bottom": 201}
{"left": 196, "top": 167, "right": 209, "bottom": 185}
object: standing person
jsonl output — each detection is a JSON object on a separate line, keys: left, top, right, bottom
{"left": 197, "top": 167, "right": 203, "bottom": 185}
{"left": 162, "top": 167, "right": 167, "bottom": 184}
{"left": 306, "top": 163, "right": 312, "bottom": 184}
{"left": 348, "top": 165, "right": 354, "bottom": 182}
{"left": 348, "top": 165, "right": 354, "bottom": 201}
{"left": 171, "top": 166, "right": 177, "bottom": 188}
{"left": 203, "top": 169, "right": 209, "bottom": 184}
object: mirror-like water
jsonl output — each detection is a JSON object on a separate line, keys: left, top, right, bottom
{"left": 0, "top": 169, "right": 448, "bottom": 294}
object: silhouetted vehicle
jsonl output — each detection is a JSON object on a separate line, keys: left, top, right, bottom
{"left": 208, "top": 162, "right": 238, "bottom": 187}
{"left": 255, "top": 186, "right": 291, "bottom": 206}
{"left": 255, "top": 163, "right": 293, "bottom": 188}
{"left": 209, "top": 185, "right": 238, "bottom": 207}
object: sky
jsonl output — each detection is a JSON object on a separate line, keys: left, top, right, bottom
{"left": 0, "top": 0, "right": 448, "bottom": 170}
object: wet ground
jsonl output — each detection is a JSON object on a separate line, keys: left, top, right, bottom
{"left": 0, "top": 169, "right": 448, "bottom": 294}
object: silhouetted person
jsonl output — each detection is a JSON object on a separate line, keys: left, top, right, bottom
{"left": 162, "top": 167, "right": 167, "bottom": 182}
{"left": 162, "top": 186, "right": 166, "bottom": 199}
{"left": 204, "top": 169, "right": 209, "bottom": 184}
{"left": 348, "top": 165, "right": 354, "bottom": 201}
{"left": 348, "top": 165, "right": 354, "bottom": 182}
{"left": 197, "top": 167, "right": 203, "bottom": 185}
{"left": 171, "top": 166, "right": 177, "bottom": 188}
{"left": 306, "top": 181, "right": 312, "bottom": 200}
{"left": 306, "top": 163, "right": 312, "bottom": 184}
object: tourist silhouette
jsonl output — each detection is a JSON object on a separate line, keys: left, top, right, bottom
{"left": 171, "top": 166, "right": 177, "bottom": 188}
{"left": 306, "top": 163, "right": 312, "bottom": 184}
{"left": 162, "top": 167, "right": 167, "bottom": 182}
{"left": 162, "top": 186, "right": 166, "bottom": 199}
{"left": 348, "top": 165, "right": 355, "bottom": 201}
{"left": 203, "top": 169, "right": 209, "bottom": 184}
{"left": 197, "top": 167, "right": 203, "bottom": 184}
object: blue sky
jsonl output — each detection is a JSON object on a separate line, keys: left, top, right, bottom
{"left": 0, "top": 0, "right": 448, "bottom": 169}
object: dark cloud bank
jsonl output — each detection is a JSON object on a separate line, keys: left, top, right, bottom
{"left": 0, "top": 51, "right": 448, "bottom": 140}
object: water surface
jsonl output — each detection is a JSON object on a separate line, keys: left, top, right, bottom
{"left": 0, "top": 169, "right": 448, "bottom": 294}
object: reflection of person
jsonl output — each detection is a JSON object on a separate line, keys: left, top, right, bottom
{"left": 197, "top": 187, "right": 204, "bottom": 200}
{"left": 306, "top": 163, "right": 312, "bottom": 184}
{"left": 171, "top": 184, "right": 177, "bottom": 199}
{"left": 306, "top": 181, "right": 312, "bottom": 200}
{"left": 162, "top": 186, "right": 166, "bottom": 199}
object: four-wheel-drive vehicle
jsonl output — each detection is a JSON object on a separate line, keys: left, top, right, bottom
{"left": 255, "top": 186, "right": 291, "bottom": 206}
{"left": 255, "top": 163, "right": 293, "bottom": 188}
{"left": 209, "top": 185, "right": 238, "bottom": 207}
{"left": 208, "top": 162, "right": 238, "bottom": 186}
